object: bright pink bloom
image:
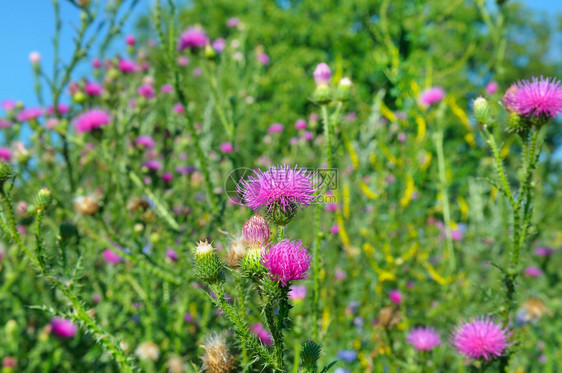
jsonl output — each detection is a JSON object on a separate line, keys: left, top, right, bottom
{"left": 212, "top": 38, "right": 226, "bottom": 53}
{"left": 103, "top": 249, "right": 122, "bottom": 264}
{"left": 227, "top": 17, "right": 239, "bottom": 28}
{"left": 486, "top": 81, "right": 498, "bottom": 95}
{"left": 289, "top": 285, "right": 307, "bottom": 301}
{"left": 178, "top": 27, "right": 208, "bottom": 51}
{"left": 407, "top": 327, "right": 442, "bottom": 351}
{"left": 2, "top": 100, "right": 16, "bottom": 112}
{"left": 257, "top": 53, "right": 270, "bottom": 65}
{"left": 262, "top": 239, "right": 311, "bottom": 286}
{"left": 46, "top": 103, "right": 69, "bottom": 115}
{"left": 251, "top": 323, "right": 273, "bottom": 345}
{"left": 0, "top": 147, "right": 12, "bottom": 161}
{"left": 268, "top": 123, "right": 284, "bottom": 134}
{"left": 313, "top": 63, "right": 331, "bottom": 85}
{"left": 118, "top": 58, "right": 137, "bottom": 73}
{"left": 50, "top": 317, "right": 77, "bottom": 338}
{"left": 125, "top": 35, "right": 136, "bottom": 46}
{"left": 92, "top": 58, "right": 101, "bottom": 69}
{"left": 173, "top": 103, "right": 184, "bottom": 114}
{"left": 177, "top": 56, "right": 189, "bottom": 66}
{"left": 419, "top": 87, "right": 445, "bottom": 106}
{"left": 452, "top": 316, "right": 510, "bottom": 361}
{"left": 388, "top": 290, "right": 402, "bottom": 306}
{"left": 523, "top": 266, "right": 543, "bottom": 277}
{"left": 295, "top": 119, "right": 307, "bottom": 130}
{"left": 75, "top": 109, "right": 110, "bottom": 133}
{"left": 330, "top": 224, "right": 339, "bottom": 234}
{"left": 16, "top": 107, "right": 43, "bottom": 122}
{"left": 243, "top": 214, "right": 271, "bottom": 244}
{"left": 503, "top": 76, "right": 562, "bottom": 118}
{"left": 237, "top": 164, "right": 321, "bottom": 213}
{"left": 160, "top": 84, "right": 173, "bottom": 94}
{"left": 0, "top": 119, "right": 11, "bottom": 128}
{"left": 143, "top": 160, "right": 161, "bottom": 171}
{"left": 534, "top": 247, "right": 554, "bottom": 257}
{"left": 136, "top": 136, "right": 155, "bottom": 148}
{"left": 137, "top": 84, "right": 155, "bottom": 99}
{"left": 162, "top": 172, "right": 173, "bottom": 183}
{"left": 85, "top": 81, "right": 103, "bottom": 96}
{"left": 219, "top": 142, "right": 233, "bottom": 154}
{"left": 303, "top": 131, "right": 314, "bottom": 141}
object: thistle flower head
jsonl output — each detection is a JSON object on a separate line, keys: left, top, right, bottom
{"left": 419, "top": 86, "right": 445, "bottom": 106}
{"left": 237, "top": 164, "right": 321, "bottom": 225}
{"left": 178, "top": 27, "right": 208, "bottom": 51}
{"left": 251, "top": 323, "right": 273, "bottom": 345}
{"left": 452, "top": 316, "right": 510, "bottom": 361}
{"left": 74, "top": 109, "right": 110, "bottom": 133}
{"left": 194, "top": 241, "right": 223, "bottom": 283}
{"left": 388, "top": 289, "right": 402, "bottom": 306}
{"left": 534, "top": 247, "right": 554, "bottom": 257}
{"left": 16, "top": 107, "right": 43, "bottom": 122}
{"left": 406, "top": 326, "right": 442, "bottom": 351}
{"left": 50, "top": 317, "right": 77, "bottom": 338}
{"left": 242, "top": 213, "right": 270, "bottom": 245}
{"left": 503, "top": 76, "right": 562, "bottom": 120}
{"left": 135, "top": 135, "right": 155, "bottom": 148}
{"left": 225, "top": 236, "right": 248, "bottom": 269}
{"left": 118, "top": 58, "right": 137, "bottom": 73}
{"left": 200, "top": 333, "right": 235, "bottom": 373}
{"left": 313, "top": 63, "right": 331, "bottom": 85}
{"left": 261, "top": 239, "right": 311, "bottom": 286}
{"left": 85, "top": 81, "right": 103, "bottom": 96}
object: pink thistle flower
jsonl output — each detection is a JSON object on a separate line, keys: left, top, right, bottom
{"left": 534, "top": 247, "right": 554, "bottom": 257}
{"left": 2, "top": 100, "right": 16, "bottom": 112}
{"left": 29, "top": 51, "right": 41, "bottom": 64}
{"left": 212, "top": 38, "right": 226, "bottom": 53}
{"left": 303, "top": 131, "right": 314, "bottom": 141}
{"left": 16, "top": 107, "right": 43, "bottom": 122}
{"left": 92, "top": 58, "right": 101, "bottom": 69}
{"left": 125, "top": 35, "right": 136, "bottom": 46}
{"left": 137, "top": 84, "right": 155, "bottom": 99}
{"left": 289, "top": 285, "right": 307, "bottom": 301}
{"left": 219, "top": 142, "right": 233, "bottom": 154}
{"left": 388, "top": 290, "right": 402, "bottom": 306}
{"left": 46, "top": 103, "right": 69, "bottom": 115}
{"left": 118, "top": 58, "right": 137, "bottom": 73}
{"left": 237, "top": 164, "right": 321, "bottom": 214}
{"left": 74, "top": 109, "right": 110, "bottom": 133}
{"left": 45, "top": 118, "right": 58, "bottom": 129}
{"left": 523, "top": 266, "right": 543, "bottom": 277}
{"left": 0, "top": 119, "right": 11, "bottom": 128}
{"left": 419, "top": 87, "right": 445, "bottom": 106}
{"left": 313, "top": 63, "right": 331, "bottom": 85}
{"left": 251, "top": 323, "right": 273, "bottom": 345}
{"left": 166, "top": 248, "right": 178, "bottom": 261}
{"left": 103, "top": 249, "right": 123, "bottom": 264}
{"left": 50, "top": 317, "right": 77, "bottom": 338}
{"left": 407, "top": 326, "right": 442, "bottom": 351}
{"left": 0, "top": 147, "right": 12, "bottom": 161}
{"left": 452, "top": 316, "right": 510, "bottom": 361}
{"left": 178, "top": 27, "right": 208, "bottom": 51}
{"left": 85, "top": 81, "right": 103, "bottom": 96}
{"left": 295, "top": 119, "right": 307, "bottom": 130}
{"left": 257, "top": 53, "right": 270, "bottom": 65}
{"left": 143, "top": 160, "right": 161, "bottom": 171}
{"left": 177, "top": 56, "right": 189, "bottom": 66}
{"left": 160, "top": 84, "right": 173, "bottom": 94}
{"left": 330, "top": 224, "right": 339, "bottom": 234}
{"left": 486, "top": 81, "right": 498, "bottom": 95}
{"left": 173, "top": 103, "right": 184, "bottom": 114}
{"left": 268, "top": 123, "right": 284, "bottom": 134}
{"left": 261, "top": 239, "right": 311, "bottom": 286}
{"left": 227, "top": 17, "right": 239, "bottom": 28}
{"left": 136, "top": 136, "right": 155, "bottom": 148}
{"left": 162, "top": 172, "right": 173, "bottom": 183}
{"left": 243, "top": 214, "right": 270, "bottom": 245}
{"left": 397, "top": 132, "right": 406, "bottom": 142}
{"left": 192, "top": 67, "right": 203, "bottom": 77}
{"left": 502, "top": 76, "right": 562, "bottom": 119}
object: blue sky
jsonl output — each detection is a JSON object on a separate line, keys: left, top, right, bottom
{"left": 0, "top": 0, "right": 560, "bottom": 109}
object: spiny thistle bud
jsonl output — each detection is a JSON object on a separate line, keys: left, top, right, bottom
{"left": 204, "top": 44, "right": 217, "bottom": 60}
{"left": 194, "top": 241, "right": 223, "bottom": 283}
{"left": 473, "top": 97, "right": 492, "bottom": 125}
{"left": 506, "top": 112, "right": 527, "bottom": 135}
{"left": 72, "top": 91, "right": 87, "bottom": 104}
{"left": 312, "top": 84, "right": 332, "bottom": 105}
{"left": 225, "top": 236, "right": 247, "bottom": 269}
{"left": 0, "top": 162, "right": 14, "bottom": 187}
{"left": 336, "top": 77, "right": 352, "bottom": 102}
{"left": 239, "top": 246, "right": 267, "bottom": 278}
{"left": 200, "top": 333, "right": 235, "bottom": 373}
{"left": 300, "top": 340, "right": 322, "bottom": 368}
{"left": 34, "top": 188, "right": 52, "bottom": 210}
{"left": 265, "top": 201, "right": 298, "bottom": 226}
{"left": 242, "top": 214, "right": 271, "bottom": 246}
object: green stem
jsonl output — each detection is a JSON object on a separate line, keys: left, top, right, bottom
{"left": 433, "top": 131, "right": 456, "bottom": 274}
{"left": 321, "top": 105, "right": 333, "bottom": 169}
{"left": 277, "top": 225, "right": 286, "bottom": 241}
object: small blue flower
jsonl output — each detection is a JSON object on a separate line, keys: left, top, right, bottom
{"left": 337, "top": 350, "right": 357, "bottom": 363}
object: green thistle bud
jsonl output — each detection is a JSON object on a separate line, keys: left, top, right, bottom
{"left": 35, "top": 188, "right": 53, "bottom": 210}
{"left": 473, "top": 97, "right": 492, "bottom": 125}
{"left": 265, "top": 201, "right": 297, "bottom": 226}
{"left": 0, "top": 162, "right": 14, "bottom": 187}
{"left": 204, "top": 44, "right": 217, "bottom": 60}
{"left": 335, "top": 77, "right": 352, "bottom": 102}
{"left": 506, "top": 112, "right": 528, "bottom": 135}
{"left": 240, "top": 246, "right": 267, "bottom": 279}
{"left": 194, "top": 241, "right": 223, "bottom": 283}
{"left": 107, "top": 68, "right": 120, "bottom": 81}
{"left": 73, "top": 91, "right": 87, "bottom": 103}
{"left": 312, "top": 84, "right": 332, "bottom": 105}
{"left": 301, "top": 340, "right": 322, "bottom": 368}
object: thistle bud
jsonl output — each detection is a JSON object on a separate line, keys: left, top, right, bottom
{"left": 239, "top": 246, "right": 266, "bottom": 279}
{"left": 200, "top": 333, "right": 235, "bottom": 373}
{"left": 72, "top": 91, "right": 87, "bottom": 104}
{"left": 194, "top": 241, "right": 223, "bottom": 283}
{"left": 0, "top": 162, "right": 14, "bottom": 187}
{"left": 336, "top": 77, "right": 352, "bottom": 102}
{"left": 225, "top": 237, "right": 247, "bottom": 269}
{"left": 204, "top": 44, "right": 217, "bottom": 60}
{"left": 243, "top": 214, "right": 270, "bottom": 245}
{"left": 473, "top": 97, "right": 492, "bottom": 125}
{"left": 313, "top": 63, "right": 331, "bottom": 85}
{"left": 300, "top": 340, "right": 322, "bottom": 368}
{"left": 265, "top": 201, "right": 298, "bottom": 226}
{"left": 312, "top": 84, "right": 332, "bottom": 105}
{"left": 507, "top": 112, "right": 527, "bottom": 135}
{"left": 35, "top": 188, "right": 52, "bottom": 210}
